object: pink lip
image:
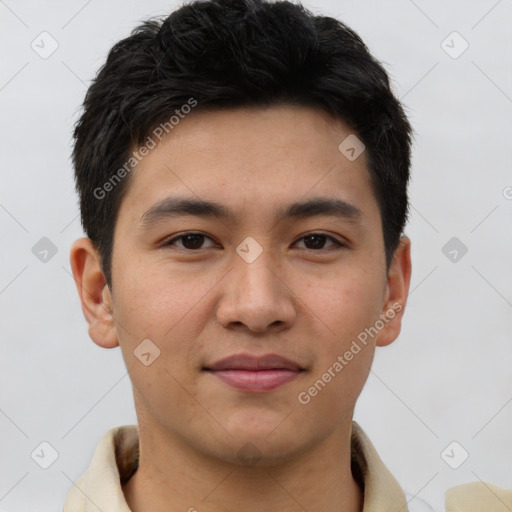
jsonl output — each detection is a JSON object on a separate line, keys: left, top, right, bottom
{"left": 205, "top": 352, "right": 304, "bottom": 371}
{"left": 207, "top": 369, "right": 302, "bottom": 392}
{"left": 203, "top": 352, "right": 305, "bottom": 392}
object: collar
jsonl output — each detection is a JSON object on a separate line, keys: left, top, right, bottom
{"left": 63, "top": 421, "right": 408, "bottom": 511}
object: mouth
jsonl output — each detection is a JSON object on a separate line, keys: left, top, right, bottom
{"left": 203, "top": 353, "right": 306, "bottom": 393}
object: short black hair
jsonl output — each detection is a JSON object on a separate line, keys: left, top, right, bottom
{"left": 72, "top": 0, "right": 413, "bottom": 289}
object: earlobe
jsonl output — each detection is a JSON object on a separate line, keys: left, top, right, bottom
{"left": 69, "top": 238, "right": 119, "bottom": 349}
{"left": 376, "top": 236, "right": 412, "bottom": 347}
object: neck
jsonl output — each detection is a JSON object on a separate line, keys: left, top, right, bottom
{"left": 122, "top": 417, "right": 363, "bottom": 512}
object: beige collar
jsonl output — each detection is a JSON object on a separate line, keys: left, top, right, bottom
{"left": 64, "top": 421, "right": 409, "bottom": 511}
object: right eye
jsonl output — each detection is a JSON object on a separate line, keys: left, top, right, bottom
{"left": 162, "top": 232, "right": 217, "bottom": 251}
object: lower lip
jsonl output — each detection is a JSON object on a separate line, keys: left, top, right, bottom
{"left": 206, "top": 369, "right": 302, "bottom": 392}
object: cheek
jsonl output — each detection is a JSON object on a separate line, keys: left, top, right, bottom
{"left": 295, "top": 270, "right": 382, "bottom": 397}
{"left": 112, "top": 257, "right": 212, "bottom": 339}
{"left": 298, "top": 268, "right": 383, "bottom": 345}
{"left": 111, "top": 258, "right": 220, "bottom": 404}
{"left": 297, "top": 348, "right": 375, "bottom": 434}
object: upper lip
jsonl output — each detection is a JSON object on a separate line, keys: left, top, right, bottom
{"left": 204, "top": 353, "right": 304, "bottom": 371}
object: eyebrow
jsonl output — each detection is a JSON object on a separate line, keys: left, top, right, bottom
{"left": 139, "top": 196, "right": 364, "bottom": 228}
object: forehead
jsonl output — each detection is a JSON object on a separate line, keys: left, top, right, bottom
{"left": 117, "top": 105, "right": 379, "bottom": 227}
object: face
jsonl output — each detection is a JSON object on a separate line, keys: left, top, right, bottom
{"left": 72, "top": 104, "right": 411, "bottom": 466}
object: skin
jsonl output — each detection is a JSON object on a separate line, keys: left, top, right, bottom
{"left": 70, "top": 105, "right": 411, "bottom": 512}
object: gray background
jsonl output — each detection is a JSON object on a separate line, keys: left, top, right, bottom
{"left": 1, "top": 0, "right": 511, "bottom": 511}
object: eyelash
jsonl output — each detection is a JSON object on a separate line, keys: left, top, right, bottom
{"left": 162, "top": 232, "right": 345, "bottom": 252}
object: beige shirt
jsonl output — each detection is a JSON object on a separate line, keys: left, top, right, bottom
{"left": 63, "top": 422, "right": 511, "bottom": 512}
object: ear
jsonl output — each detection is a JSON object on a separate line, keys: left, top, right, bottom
{"left": 69, "top": 237, "right": 119, "bottom": 349}
{"left": 376, "top": 236, "right": 412, "bottom": 347}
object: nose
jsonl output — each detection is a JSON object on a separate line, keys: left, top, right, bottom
{"left": 215, "top": 247, "right": 297, "bottom": 334}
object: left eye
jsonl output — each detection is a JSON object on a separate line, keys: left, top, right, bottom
{"left": 294, "top": 233, "right": 343, "bottom": 250}
{"left": 163, "top": 232, "right": 343, "bottom": 251}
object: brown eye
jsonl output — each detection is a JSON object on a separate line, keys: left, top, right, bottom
{"left": 164, "top": 232, "right": 216, "bottom": 250}
{"left": 295, "top": 233, "right": 343, "bottom": 250}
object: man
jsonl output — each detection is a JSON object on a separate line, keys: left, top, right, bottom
{"left": 66, "top": 0, "right": 511, "bottom": 510}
